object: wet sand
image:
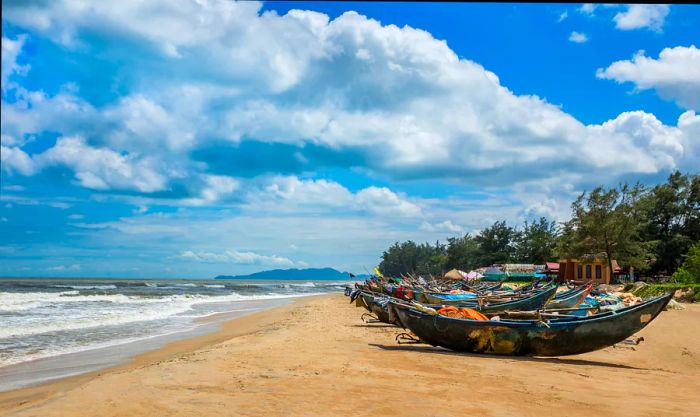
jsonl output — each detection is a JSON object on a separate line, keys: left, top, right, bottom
{"left": 0, "top": 298, "right": 293, "bottom": 391}
{"left": 1, "top": 294, "right": 698, "bottom": 417}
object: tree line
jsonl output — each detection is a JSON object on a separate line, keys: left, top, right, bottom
{"left": 378, "top": 172, "right": 700, "bottom": 282}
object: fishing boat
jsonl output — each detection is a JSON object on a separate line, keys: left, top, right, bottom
{"left": 389, "top": 293, "right": 672, "bottom": 356}
{"left": 357, "top": 285, "right": 557, "bottom": 323}
{"left": 545, "top": 284, "right": 592, "bottom": 309}
{"left": 357, "top": 291, "right": 395, "bottom": 324}
{"left": 421, "top": 285, "right": 557, "bottom": 312}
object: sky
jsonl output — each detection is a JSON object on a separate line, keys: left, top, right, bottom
{"left": 1, "top": 2, "right": 699, "bottom": 278}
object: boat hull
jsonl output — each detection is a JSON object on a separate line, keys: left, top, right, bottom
{"left": 546, "top": 285, "right": 592, "bottom": 309}
{"left": 390, "top": 293, "right": 671, "bottom": 356}
{"left": 423, "top": 286, "right": 557, "bottom": 313}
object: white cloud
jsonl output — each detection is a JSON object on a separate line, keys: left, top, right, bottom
{"left": 587, "top": 111, "right": 684, "bottom": 173}
{"left": 558, "top": 11, "right": 568, "bottom": 22}
{"left": 579, "top": 4, "right": 597, "bottom": 15}
{"left": 2, "top": 184, "right": 26, "bottom": 191}
{"left": 179, "top": 249, "right": 303, "bottom": 267}
{"left": 569, "top": 32, "right": 588, "bottom": 43}
{"left": 1, "top": 144, "right": 37, "bottom": 175}
{"left": 260, "top": 176, "right": 352, "bottom": 208}
{"left": 104, "top": 95, "right": 196, "bottom": 152}
{"left": 49, "top": 202, "right": 71, "bottom": 209}
{"left": 419, "top": 220, "right": 464, "bottom": 234}
{"left": 0, "top": 1, "right": 695, "bottom": 197}
{"left": 35, "top": 136, "right": 168, "bottom": 192}
{"left": 677, "top": 110, "right": 700, "bottom": 171}
{"left": 181, "top": 174, "right": 241, "bottom": 206}
{"left": 241, "top": 176, "right": 422, "bottom": 218}
{"left": 597, "top": 46, "right": 700, "bottom": 110}
{"left": 200, "top": 175, "right": 240, "bottom": 201}
{"left": 1, "top": 35, "right": 30, "bottom": 87}
{"left": 355, "top": 186, "right": 423, "bottom": 217}
{"left": 48, "top": 263, "right": 81, "bottom": 271}
{"left": 614, "top": 5, "right": 669, "bottom": 32}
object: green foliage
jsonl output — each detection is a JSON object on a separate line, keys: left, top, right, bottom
{"left": 445, "top": 234, "right": 480, "bottom": 271}
{"left": 672, "top": 268, "right": 696, "bottom": 284}
{"left": 378, "top": 240, "right": 447, "bottom": 277}
{"left": 560, "top": 182, "right": 651, "bottom": 272}
{"left": 682, "top": 240, "right": 700, "bottom": 278}
{"left": 671, "top": 240, "right": 700, "bottom": 284}
{"left": 375, "top": 172, "right": 699, "bottom": 279}
{"left": 514, "top": 217, "right": 558, "bottom": 264}
{"left": 632, "top": 283, "right": 700, "bottom": 299}
{"left": 474, "top": 221, "right": 519, "bottom": 265}
{"left": 642, "top": 172, "right": 700, "bottom": 275}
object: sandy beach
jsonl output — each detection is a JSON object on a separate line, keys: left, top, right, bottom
{"left": 1, "top": 294, "right": 699, "bottom": 417}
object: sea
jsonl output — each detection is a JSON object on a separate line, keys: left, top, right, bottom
{"left": 0, "top": 278, "right": 351, "bottom": 390}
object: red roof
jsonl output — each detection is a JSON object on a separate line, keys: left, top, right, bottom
{"left": 545, "top": 262, "right": 560, "bottom": 271}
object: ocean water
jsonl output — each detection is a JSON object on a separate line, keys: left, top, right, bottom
{"left": 0, "top": 278, "right": 349, "bottom": 370}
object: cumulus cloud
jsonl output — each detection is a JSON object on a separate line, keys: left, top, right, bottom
{"left": 0, "top": 0, "right": 695, "bottom": 202}
{"left": 243, "top": 176, "right": 422, "bottom": 218}
{"left": 35, "top": 136, "right": 168, "bottom": 192}
{"left": 180, "top": 174, "right": 241, "bottom": 205}
{"left": 104, "top": 95, "right": 196, "bottom": 152}
{"left": 1, "top": 144, "right": 37, "bottom": 175}
{"left": 200, "top": 175, "right": 240, "bottom": 202}
{"left": 1, "top": 35, "right": 29, "bottom": 87}
{"left": 677, "top": 110, "right": 700, "bottom": 171}
{"left": 589, "top": 111, "right": 684, "bottom": 171}
{"left": 419, "top": 220, "right": 464, "bottom": 234}
{"left": 179, "top": 249, "right": 303, "bottom": 267}
{"left": 259, "top": 176, "right": 352, "bottom": 208}
{"left": 579, "top": 4, "right": 597, "bottom": 15}
{"left": 597, "top": 46, "right": 700, "bottom": 110}
{"left": 614, "top": 5, "right": 669, "bottom": 32}
{"left": 355, "top": 186, "right": 423, "bottom": 217}
{"left": 569, "top": 32, "right": 588, "bottom": 43}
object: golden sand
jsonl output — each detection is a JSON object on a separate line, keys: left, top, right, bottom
{"left": 1, "top": 294, "right": 698, "bottom": 417}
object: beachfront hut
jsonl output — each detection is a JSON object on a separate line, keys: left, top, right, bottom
{"left": 501, "top": 264, "right": 540, "bottom": 280}
{"left": 544, "top": 262, "right": 560, "bottom": 279}
{"left": 466, "top": 271, "right": 484, "bottom": 280}
{"left": 557, "top": 258, "right": 621, "bottom": 285}
{"left": 444, "top": 269, "right": 466, "bottom": 280}
{"left": 483, "top": 266, "right": 505, "bottom": 281}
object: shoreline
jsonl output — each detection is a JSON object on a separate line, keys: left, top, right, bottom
{"left": 0, "top": 297, "right": 297, "bottom": 392}
{"left": 2, "top": 294, "right": 699, "bottom": 417}
{"left": 0, "top": 295, "right": 326, "bottom": 408}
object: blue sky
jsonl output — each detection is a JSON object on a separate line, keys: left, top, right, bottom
{"left": 1, "top": 2, "right": 699, "bottom": 278}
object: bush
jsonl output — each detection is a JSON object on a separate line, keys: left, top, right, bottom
{"left": 672, "top": 268, "right": 697, "bottom": 285}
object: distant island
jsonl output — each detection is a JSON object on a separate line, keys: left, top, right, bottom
{"left": 215, "top": 267, "right": 362, "bottom": 280}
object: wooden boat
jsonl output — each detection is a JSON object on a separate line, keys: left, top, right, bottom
{"left": 357, "top": 291, "right": 396, "bottom": 324}
{"left": 545, "top": 284, "right": 592, "bottom": 309}
{"left": 465, "top": 281, "right": 503, "bottom": 292}
{"left": 358, "top": 285, "right": 557, "bottom": 323}
{"left": 389, "top": 293, "right": 672, "bottom": 356}
{"left": 421, "top": 285, "right": 557, "bottom": 312}
{"left": 422, "top": 292, "right": 478, "bottom": 304}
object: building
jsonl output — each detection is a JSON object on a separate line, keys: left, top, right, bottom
{"left": 543, "top": 262, "right": 560, "bottom": 279}
{"left": 557, "top": 258, "right": 621, "bottom": 285}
